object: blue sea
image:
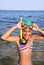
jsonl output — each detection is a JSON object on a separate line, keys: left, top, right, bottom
{"left": 0, "top": 10, "right": 44, "bottom": 62}
{"left": 0, "top": 10, "right": 44, "bottom": 37}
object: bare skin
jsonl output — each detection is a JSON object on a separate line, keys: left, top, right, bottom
{"left": 1, "top": 22, "right": 44, "bottom": 65}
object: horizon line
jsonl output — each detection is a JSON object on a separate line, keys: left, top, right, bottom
{"left": 0, "top": 9, "right": 44, "bottom": 11}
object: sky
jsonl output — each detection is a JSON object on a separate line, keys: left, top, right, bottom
{"left": 0, "top": 0, "right": 44, "bottom": 10}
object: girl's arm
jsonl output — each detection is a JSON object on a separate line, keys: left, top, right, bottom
{"left": 32, "top": 23, "right": 44, "bottom": 40}
{"left": 1, "top": 22, "right": 21, "bottom": 42}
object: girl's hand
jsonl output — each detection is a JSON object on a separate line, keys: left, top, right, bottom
{"left": 32, "top": 23, "right": 39, "bottom": 31}
{"left": 16, "top": 22, "right": 24, "bottom": 29}
{"left": 16, "top": 22, "right": 21, "bottom": 28}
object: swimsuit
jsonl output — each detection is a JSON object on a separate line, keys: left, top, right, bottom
{"left": 19, "top": 43, "right": 33, "bottom": 51}
{"left": 17, "top": 63, "right": 32, "bottom": 65}
{"left": 19, "top": 39, "right": 33, "bottom": 51}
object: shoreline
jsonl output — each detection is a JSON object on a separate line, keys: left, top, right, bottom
{"left": 0, "top": 56, "right": 44, "bottom": 65}
{"left": 0, "top": 41, "right": 44, "bottom": 65}
{"left": 0, "top": 41, "right": 44, "bottom": 61}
